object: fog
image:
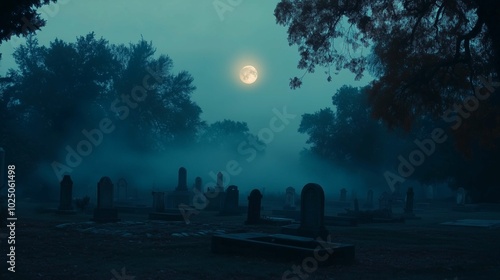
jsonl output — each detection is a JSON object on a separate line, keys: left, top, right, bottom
{"left": 28, "top": 127, "right": 368, "bottom": 202}
{"left": 1, "top": 0, "right": 460, "bottom": 204}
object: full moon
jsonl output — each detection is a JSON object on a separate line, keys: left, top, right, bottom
{"left": 239, "top": 65, "right": 258, "bottom": 84}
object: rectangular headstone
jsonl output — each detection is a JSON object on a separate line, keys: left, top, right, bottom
{"left": 58, "top": 175, "right": 73, "bottom": 211}
{"left": 284, "top": 187, "right": 296, "bottom": 210}
{"left": 93, "top": 176, "right": 119, "bottom": 222}
{"left": 282, "top": 183, "right": 328, "bottom": 239}
{"left": 245, "top": 189, "right": 262, "bottom": 224}
{"left": 220, "top": 185, "right": 239, "bottom": 215}
{"left": 97, "top": 177, "right": 114, "bottom": 208}
{"left": 340, "top": 188, "right": 347, "bottom": 202}
{"left": 363, "top": 189, "right": 374, "bottom": 208}
{"left": 152, "top": 191, "right": 165, "bottom": 212}
{"left": 176, "top": 167, "right": 188, "bottom": 191}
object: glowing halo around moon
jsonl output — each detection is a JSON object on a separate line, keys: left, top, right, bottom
{"left": 239, "top": 65, "right": 258, "bottom": 84}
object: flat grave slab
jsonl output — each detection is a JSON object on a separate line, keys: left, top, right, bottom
{"left": 441, "top": 219, "right": 500, "bottom": 228}
{"left": 211, "top": 232, "right": 355, "bottom": 265}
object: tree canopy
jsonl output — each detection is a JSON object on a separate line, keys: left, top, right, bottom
{"left": 0, "top": 0, "right": 58, "bottom": 46}
{"left": 275, "top": 0, "right": 500, "bottom": 153}
{"left": 299, "top": 86, "right": 383, "bottom": 167}
{"left": 0, "top": 33, "right": 260, "bottom": 187}
{"left": 299, "top": 85, "right": 500, "bottom": 202}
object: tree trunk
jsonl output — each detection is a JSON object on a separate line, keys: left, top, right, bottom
{"left": 476, "top": 0, "right": 500, "bottom": 76}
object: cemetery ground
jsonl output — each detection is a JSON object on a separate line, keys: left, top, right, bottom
{"left": 2, "top": 199, "right": 500, "bottom": 280}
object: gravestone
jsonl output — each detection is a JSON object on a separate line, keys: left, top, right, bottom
{"left": 149, "top": 191, "right": 183, "bottom": 221}
{"left": 56, "top": 175, "right": 76, "bottom": 214}
{"left": 245, "top": 189, "right": 294, "bottom": 225}
{"left": 334, "top": 187, "right": 351, "bottom": 208}
{"left": 463, "top": 189, "right": 471, "bottom": 204}
{"left": 194, "top": 177, "right": 202, "bottom": 192}
{"left": 379, "top": 191, "right": 392, "bottom": 211}
{"left": 116, "top": 177, "right": 128, "bottom": 202}
{"left": 404, "top": 188, "right": 414, "bottom": 214}
{"left": 272, "top": 187, "right": 299, "bottom": 219}
{"left": 167, "top": 167, "right": 191, "bottom": 208}
{"left": 205, "top": 171, "right": 225, "bottom": 211}
{"left": 298, "top": 183, "right": 329, "bottom": 239}
{"left": 216, "top": 172, "right": 224, "bottom": 192}
{"left": 245, "top": 189, "right": 263, "bottom": 224}
{"left": 192, "top": 176, "right": 206, "bottom": 207}
{"left": 220, "top": 185, "right": 240, "bottom": 215}
{"left": 403, "top": 187, "right": 420, "bottom": 219}
{"left": 97, "top": 177, "right": 114, "bottom": 208}
{"left": 176, "top": 167, "right": 188, "bottom": 191}
{"left": 217, "top": 172, "right": 226, "bottom": 208}
{"left": 93, "top": 176, "right": 119, "bottom": 222}
{"left": 456, "top": 187, "right": 466, "bottom": 205}
{"left": 452, "top": 187, "right": 479, "bottom": 212}
{"left": 391, "top": 183, "right": 405, "bottom": 205}
{"left": 426, "top": 184, "right": 434, "bottom": 201}
{"left": 212, "top": 183, "right": 355, "bottom": 264}
{"left": 284, "top": 187, "right": 296, "bottom": 210}
{"left": 363, "top": 189, "right": 374, "bottom": 208}
{"left": 340, "top": 188, "right": 347, "bottom": 202}
{"left": 152, "top": 191, "right": 165, "bottom": 212}
{"left": 282, "top": 183, "right": 329, "bottom": 239}
{"left": 353, "top": 198, "right": 359, "bottom": 212}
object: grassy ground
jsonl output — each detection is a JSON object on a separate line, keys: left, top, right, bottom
{"left": 1, "top": 200, "right": 499, "bottom": 280}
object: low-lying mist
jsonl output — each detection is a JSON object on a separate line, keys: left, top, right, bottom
{"left": 30, "top": 132, "right": 371, "bottom": 203}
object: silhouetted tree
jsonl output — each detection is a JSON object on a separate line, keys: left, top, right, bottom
{"left": 111, "top": 38, "right": 204, "bottom": 151}
{"left": 275, "top": 0, "right": 500, "bottom": 153}
{"left": 198, "top": 119, "right": 265, "bottom": 153}
{"left": 297, "top": 85, "right": 500, "bottom": 201}
{"left": 0, "top": 0, "right": 58, "bottom": 49}
{"left": 1, "top": 33, "right": 206, "bottom": 187}
{"left": 299, "top": 86, "right": 387, "bottom": 168}
{"left": 5, "top": 34, "right": 118, "bottom": 162}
